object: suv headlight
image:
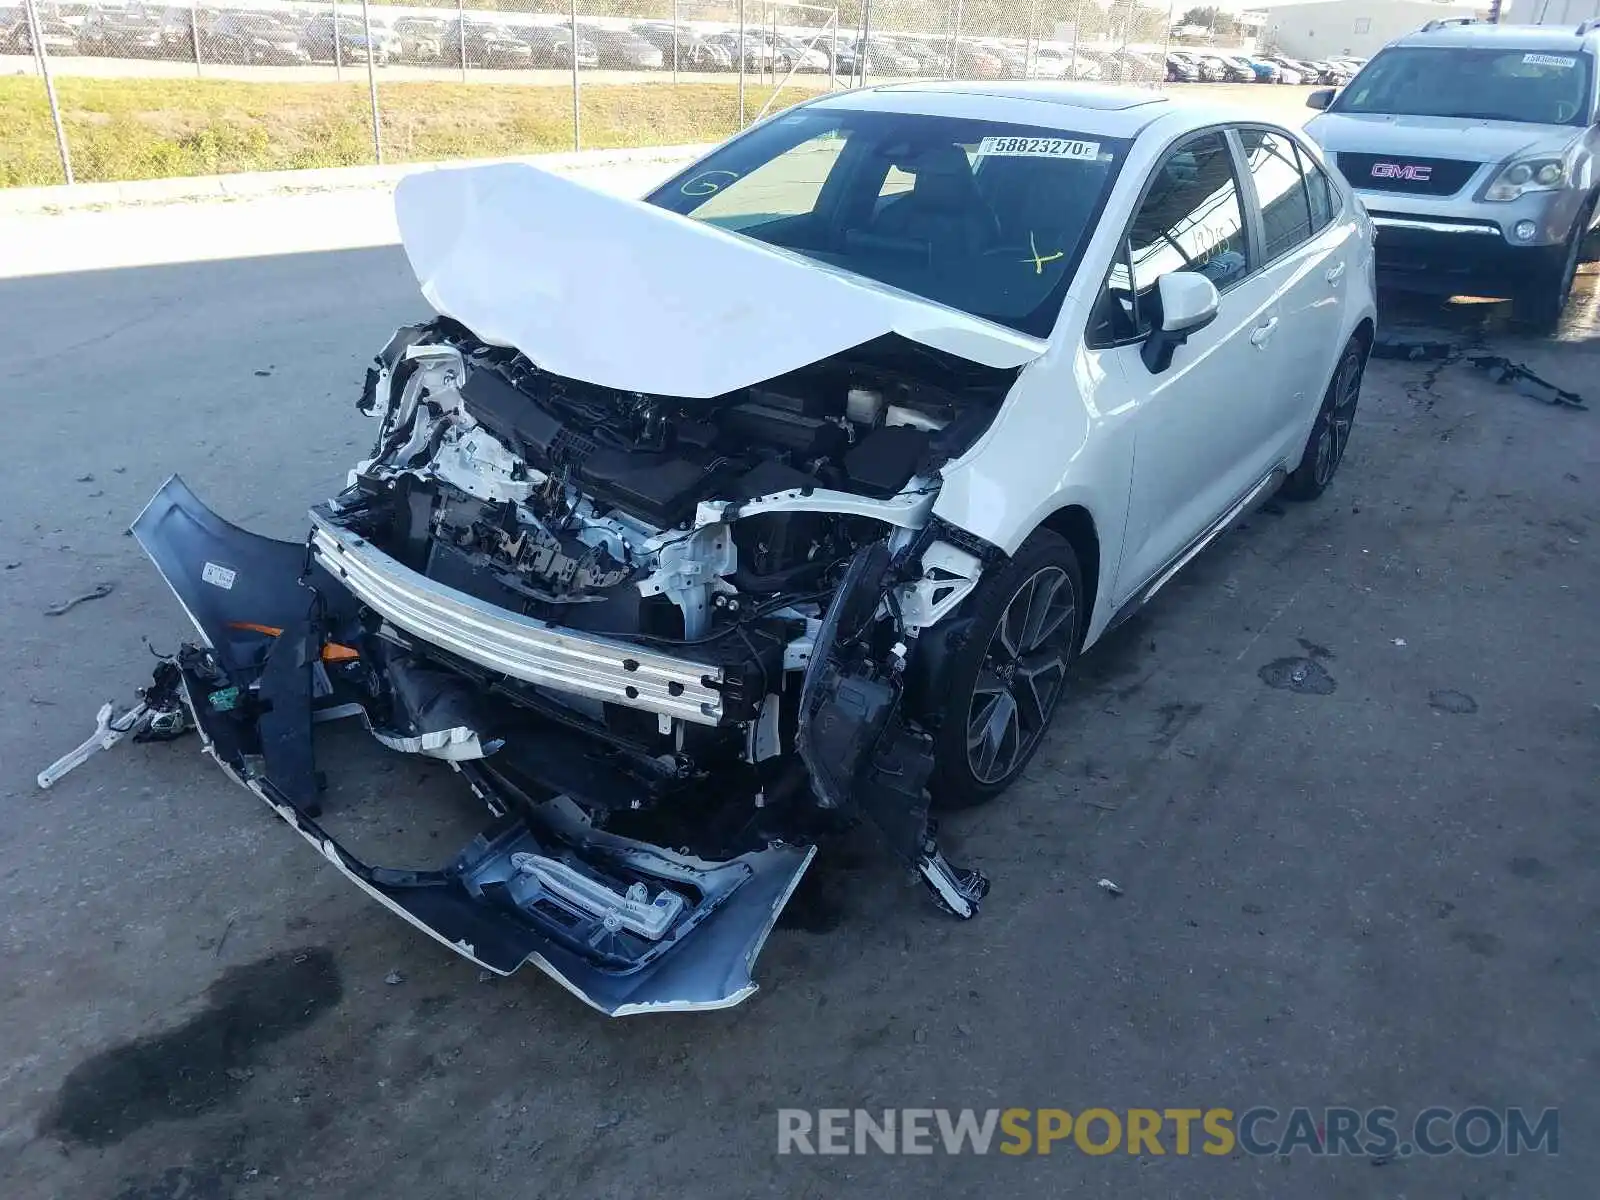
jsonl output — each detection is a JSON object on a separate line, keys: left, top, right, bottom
{"left": 1485, "top": 156, "right": 1568, "bottom": 202}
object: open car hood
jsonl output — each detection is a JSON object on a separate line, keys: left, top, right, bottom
{"left": 393, "top": 162, "right": 1049, "bottom": 399}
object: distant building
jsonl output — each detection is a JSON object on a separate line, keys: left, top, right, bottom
{"left": 1172, "top": 11, "right": 1269, "bottom": 51}
{"left": 1254, "top": 0, "right": 1481, "bottom": 59}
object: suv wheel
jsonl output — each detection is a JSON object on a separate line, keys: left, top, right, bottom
{"left": 1516, "top": 204, "right": 1591, "bottom": 334}
{"left": 929, "top": 530, "right": 1082, "bottom": 811}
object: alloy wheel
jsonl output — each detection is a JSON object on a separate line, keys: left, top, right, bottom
{"left": 965, "top": 566, "right": 1076, "bottom": 785}
{"left": 1314, "top": 348, "right": 1364, "bottom": 488}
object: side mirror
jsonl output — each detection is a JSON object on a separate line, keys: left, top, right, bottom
{"left": 1306, "top": 87, "right": 1335, "bottom": 111}
{"left": 1142, "top": 272, "right": 1220, "bottom": 374}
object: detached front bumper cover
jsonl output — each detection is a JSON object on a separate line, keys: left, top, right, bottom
{"left": 128, "top": 475, "right": 814, "bottom": 1016}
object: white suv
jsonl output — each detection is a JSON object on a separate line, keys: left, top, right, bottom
{"left": 121, "top": 83, "right": 1376, "bottom": 1014}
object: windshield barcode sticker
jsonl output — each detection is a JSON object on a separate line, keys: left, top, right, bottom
{"left": 1523, "top": 53, "right": 1577, "bottom": 67}
{"left": 977, "top": 136, "right": 1102, "bottom": 160}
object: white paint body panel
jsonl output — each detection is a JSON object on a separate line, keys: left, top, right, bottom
{"left": 925, "top": 99, "right": 1377, "bottom": 650}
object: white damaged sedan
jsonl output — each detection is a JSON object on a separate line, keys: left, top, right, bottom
{"left": 72, "top": 83, "right": 1376, "bottom": 1015}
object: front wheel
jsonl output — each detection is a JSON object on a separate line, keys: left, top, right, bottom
{"left": 1514, "top": 209, "right": 1589, "bottom": 334}
{"left": 1283, "top": 335, "right": 1367, "bottom": 502}
{"left": 929, "top": 530, "right": 1082, "bottom": 811}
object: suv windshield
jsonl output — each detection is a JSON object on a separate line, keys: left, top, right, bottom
{"left": 1332, "top": 46, "right": 1594, "bottom": 125}
{"left": 646, "top": 108, "right": 1127, "bottom": 338}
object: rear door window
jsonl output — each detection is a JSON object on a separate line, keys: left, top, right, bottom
{"left": 1239, "top": 129, "right": 1314, "bottom": 261}
{"left": 1300, "top": 149, "right": 1338, "bottom": 234}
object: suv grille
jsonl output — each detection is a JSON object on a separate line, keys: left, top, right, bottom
{"left": 1335, "top": 153, "right": 1479, "bottom": 197}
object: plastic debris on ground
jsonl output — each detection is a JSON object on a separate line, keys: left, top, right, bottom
{"left": 1468, "top": 355, "right": 1588, "bottom": 410}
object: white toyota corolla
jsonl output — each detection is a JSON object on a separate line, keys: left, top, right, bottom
{"left": 96, "top": 82, "right": 1377, "bottom": 1014}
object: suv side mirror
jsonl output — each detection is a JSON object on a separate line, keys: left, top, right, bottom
{"left": 1142, "top": 272, "right": 1220, "bottom": 374}
{"left": 1306, "top": 87, "right": 1335, "bottom": 111}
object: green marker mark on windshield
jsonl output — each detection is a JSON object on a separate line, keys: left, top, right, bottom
{"left": 681, "top": 170, "right": 741, "bottom": 197}
{"left": 1024, "top": 231, "right": 1064, "bottom": 276}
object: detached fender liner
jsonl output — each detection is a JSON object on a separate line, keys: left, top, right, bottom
{"left": 134, "top": 476, "right": 815, "bottom": 1016}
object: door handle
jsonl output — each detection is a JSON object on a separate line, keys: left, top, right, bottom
{"left": 1250, "top": 317, "right": 1280, "bottom": 348}
{"left": 1326, "top": 261, "right": 1347, "bottom": 284}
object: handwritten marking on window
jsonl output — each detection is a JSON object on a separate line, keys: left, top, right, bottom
{"left": 680, "top": 170, "right": 741, "bottom": 197}
{"left": 1024, "top": 231, "right": 1064, "bottom": 276}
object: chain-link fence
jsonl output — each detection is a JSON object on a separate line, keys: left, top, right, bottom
{"left": 4, "top": 0, "right": 1281, "bottom": 187}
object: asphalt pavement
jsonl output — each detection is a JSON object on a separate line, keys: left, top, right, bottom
{"left": 0, "top": 191, "right": 1597, "bottom": 1198}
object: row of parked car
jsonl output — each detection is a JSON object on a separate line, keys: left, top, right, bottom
{"left": 0, "top": 5, "right": 1332, "bottom": 87}
{"left": 1, "top": 7, "right": 681, "bottom": 69}
{"left": 1165, "top": 48, "right": 1365, "bottom": 86}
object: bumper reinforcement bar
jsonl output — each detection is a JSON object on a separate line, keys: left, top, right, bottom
{"left": 308, "top": 510, "right": 727, "bottom": 725}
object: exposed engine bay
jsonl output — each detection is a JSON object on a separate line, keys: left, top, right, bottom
{"left": 46, "top": 317, "right": 1024, "bottom": 1015}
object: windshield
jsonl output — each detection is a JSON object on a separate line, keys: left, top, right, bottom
{"left": 1332, "top": 46, "right": 1594, "bottom": 125}
{"left": 646, "top": 108, "right": 1127, "bottom": 338}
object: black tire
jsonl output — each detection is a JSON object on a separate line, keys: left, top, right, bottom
{"left": 1514, "top": 205, "right": 1590, "bottom": 334}
{"left": 1282, "top": 335, "right": 1367, "bottom": 502}
{"left": 929, "top": 529, "right": 1083, "bottom": 812}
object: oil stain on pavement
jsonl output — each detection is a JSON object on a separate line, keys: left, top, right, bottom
{"left": 1258, "top": 656, "right": 1337, "bottom": 695}
{"left": 38, "top": 947, "right": 342, "bottom": 1148}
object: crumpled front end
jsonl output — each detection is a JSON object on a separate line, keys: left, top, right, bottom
{"left": 133, "top": 475, "right": 814, "bottom": 1015}
{"left": 108, "top": 311, "right": 1017, "bottom": 1014}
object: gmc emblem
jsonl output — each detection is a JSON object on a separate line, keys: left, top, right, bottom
{"left": 1371, "top": 162, "right": 1433, "bottom": 182}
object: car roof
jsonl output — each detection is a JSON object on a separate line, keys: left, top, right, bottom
{"left": 809, "top": 81, "right": 1175, "bottom": 137}
{"left": 807, "top": 80, "right": 1303, "bottom": 143}
{"left": 1391, "top": 21, "right": 1598, "bottom": 52}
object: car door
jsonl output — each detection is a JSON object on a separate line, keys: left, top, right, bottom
{"left": 1086, "top": 128, "right": 1288, "bottom": 603}
{"left": 1236, "top": 127, "right": 1356, "bottom": 466}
